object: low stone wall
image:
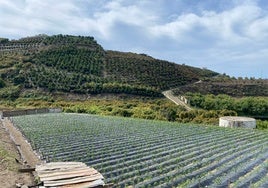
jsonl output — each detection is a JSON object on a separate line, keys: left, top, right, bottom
{"left": 1, "top": 108, "right": 62, "bottom": 118}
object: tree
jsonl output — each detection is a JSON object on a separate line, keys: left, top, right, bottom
{"left": 0, "top": 78, "right": 6, "bottom": 88}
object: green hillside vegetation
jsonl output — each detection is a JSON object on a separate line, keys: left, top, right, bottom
{"left": 169, "top": 74, "right": 268, "bottom": 129}
{"left": 0, "top": 34, "right": 218, "bottom": 99}
{"left": 168, "top": 93, "right": 268, "bottom": 129}
{"left": 173, "top": 75, "right": 268, "bottom": 97}
{"left": 185, "top": 93, "right": 268, "bottom": 116}
{"left": 0, "top": 93, "right": 237, "bottom": 126}
{"left": 105, "top": 51, "right": 217, "bottom": 90}
{"left": 1, "top": 34, "right": 267, "bottom": 129}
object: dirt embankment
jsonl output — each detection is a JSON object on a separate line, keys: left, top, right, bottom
{"left": 0, "top": 118, "right": 42, "bottom": 188}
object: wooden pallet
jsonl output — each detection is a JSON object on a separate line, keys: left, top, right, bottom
{"left": 36, "top": 162, "right": 105, "bottom": 188}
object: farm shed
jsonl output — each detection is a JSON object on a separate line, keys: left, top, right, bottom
{"left": 219, "top": 116, "right": 256, "bottom": 128}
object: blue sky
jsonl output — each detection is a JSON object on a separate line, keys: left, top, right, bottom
{"left": 0, "top": 0, "right": 268, "bottom": 78}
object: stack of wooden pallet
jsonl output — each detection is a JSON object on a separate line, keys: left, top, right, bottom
{"left": 35, "top": 162, "right": 105, "bottom": 188}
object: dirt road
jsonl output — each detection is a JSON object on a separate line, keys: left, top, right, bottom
{"left": 162, "top": 90, "right": 192, "bottom": 111}
{"left": 0, "top": 118, "right": 41, "bottom": 188}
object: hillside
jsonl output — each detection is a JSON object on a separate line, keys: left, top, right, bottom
{"left": 0, "top": 34, "right": 218, "bottom": 99}
{"left": 173, "top": 75, "right": 268, "bottom": 97}
{"left": 105, "top": 51, "right": 217, "bottom": 90}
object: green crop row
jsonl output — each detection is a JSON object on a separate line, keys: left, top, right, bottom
{"left": 12, "top": 113, "right": 268, "bottom": 187}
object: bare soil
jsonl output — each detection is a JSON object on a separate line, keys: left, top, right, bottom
{"left": 0, "top": 118, "right": 41, "bottom": 188}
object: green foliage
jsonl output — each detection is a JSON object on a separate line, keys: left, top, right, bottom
{"left": 15, "top": 97, "right": 238, "bottom": 126}
{"left": 19, "top": 90, "right": 54, "bottom": 101}
{"left": 0, "top": 54, "right": 21, "bottom": 69}
{"left": 173, "top": 76, "right": 268, "bottom": 97}
{"left": 177, "top": 109, "right": 237, "bottom": 124}
{"left": 0, "top": 86, "right": 20, "bottom": 100}
{"left": 42, "top": 34, "right": 97, "bottom": 46}
{"left": 33, "top": 46, "right": 104, "bottom": 76}
{"left": 112, "top": 108, "right": 134, "bottom": 117}
{"left": 0, "top": 38, "right": 9, "bottom": 43}
{"left": 19, "top": 62, "right": 161, "bottom": 96}
{"left": 160, "top": 107, "right": 177, "bottom": 121}
{"left": 186, "top": 93, "right": 268, "bottom": 116}
{"left": 15, "top": 34, "right": 47, "bottom": 44}
{"left": 60, "top": 99, "right": 182, "bottom": 121}
{"left": 105, "top": 51, "right": 218, "bottom": 90}
{"left": 1, "top": 93, "right": 266, "bottom": 129}
{"left": 0, "top": 34, "right": 218, "bottom": 97}
{"left": 0, "top": 78, "right": 5, "bottom": 88}
{"left": 256, "top": 120, "right": 268, "bottom": 130}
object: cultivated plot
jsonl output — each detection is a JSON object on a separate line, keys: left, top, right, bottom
{"left": 12, "top": 113, "right": 268, "bottom": 187}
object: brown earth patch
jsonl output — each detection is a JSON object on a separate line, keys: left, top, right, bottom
{"left": 0, "top": 118, "right": 42, "bottom": 188}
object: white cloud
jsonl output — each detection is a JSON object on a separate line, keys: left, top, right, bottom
{"left": 0, "top": 0, "right": 157, "bottom": 39}
{"left": 0, "top": 0, "right": 83, "bottom": 37}
{"left": 149, "top": 3, "right": 266, "bottom": 44}
{"left": 2, "top": 0, "right": 265, "bottom": 43}
{"left": 90, "top": 0, "right": 158, "bottom": 39}
{"left": 247, "top": 17, "right": 268, "bottom": 39}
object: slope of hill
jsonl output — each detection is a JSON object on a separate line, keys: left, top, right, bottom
{"left": 105, "top": 51, "right": 217, "bottom": 90}
{"left": 0, "top": 34, "right": 218, "bottom": 99}
{"left": 173, "top": 75, "right": 268, "bottom": 97}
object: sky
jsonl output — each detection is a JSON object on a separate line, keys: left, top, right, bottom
{"left": 0, "top": 0, "right": 268, "bottom": 78}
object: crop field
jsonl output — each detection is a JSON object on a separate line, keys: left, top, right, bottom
{"left": 12, "top": 113, "right": 268, "bottom": 187}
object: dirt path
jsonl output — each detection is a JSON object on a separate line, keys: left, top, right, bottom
{"left": 162, "top": 90, "right": 192, "bottom": 111}
{"left": 2, "top": 118, "right": 41, "bottom": 167}
{"left": 0, "top": 118, "right": 42, "bottom": 188}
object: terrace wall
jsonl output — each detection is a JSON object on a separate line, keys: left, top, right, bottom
{"left": 0, "top": 108, "right": 62, "bottom": 118}
{"left": 0, "top": 43, "right": 42, "bottom": 52}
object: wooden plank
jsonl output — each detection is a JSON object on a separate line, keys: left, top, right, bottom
{"left": 38, "top": 167, "right": 97, "bottom": 178}
{"left": 19, "top": 167, "right": 36, "bottom": 172}
{"left": 57, "top": 179, "right": 105, "bottom": 188}
{"left": 36, "top": 162, "right": 85, "bottom": 169}
{"left": 40, "top": 162, "right": 85, "bottom": 167}
{"left": 36, "top": 162, "right": 86, "bottom": 171}
{"left": 40, "top": 170, "right": 101, "bottom": 182}
{"left": 36, "top": 165, "right": 86, "bottom": 172}
{"left": 36, "top": 162, "right": 105, "bottom": 187}
{"left": 44, "top": 174, "right": 104, "bottom": 187}
{"left": 103, "top": 183, "right": 115, "bottom": 188}
{"left": 37, "top": 166, "right": 93, "bottom": 176}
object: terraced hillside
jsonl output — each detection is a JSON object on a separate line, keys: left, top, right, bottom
{"left": 105, "top": 51, "right": 217, "bottom": 90}
{"left": 0, "top": 34, "right": 218, "bottom": 98}
{"left": 12, "top": 113, "right": 268, "bottom": 187}
{"left": 173, "top": 76, "right": 268, "bottom": 97}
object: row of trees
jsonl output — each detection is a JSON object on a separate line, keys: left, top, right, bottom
{"left": 106, "top": 51, "right": 217, "bottom": 90}
{"left": 33, "top": 46, "right": 104, "bottom": 76}
{"left": 0, "top": 87, "right": 266, "bottom": 129}
{"left": 173, "top": 75, "right": 268, "bottom": 97}
{"left": 58, "top": 99, "right": 236, "bottom": 124}
{"left": 9, "top": 63, "right": 161, "bottom": 97}
{"left": 42, "top": 34, "right": 98, "bottom": 46}
{"left": 1, "top": 34, "right": 100, "bottom": 46}
{"left": 186, "top": 93, "right": 268, "bottom": 116}
{"left": 1, "top": 34, "right": 219, "bottom": 99}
